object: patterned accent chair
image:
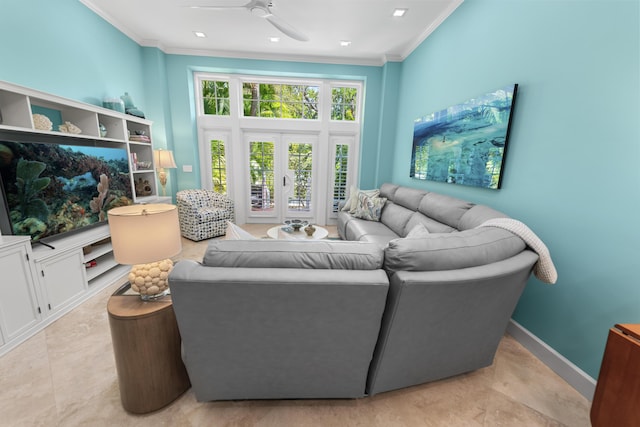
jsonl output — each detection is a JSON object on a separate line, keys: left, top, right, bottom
{"left": 176, "top": 190, "right": 235, "bottom": 241}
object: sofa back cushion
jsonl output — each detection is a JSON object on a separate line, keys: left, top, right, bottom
{"left": 417, "top": 192, "right": 475, "bottom": 229}
{"left": 403, "top": 211, "right": 457, "bottom": 235}
{"left": 383, "top": 228, "right": 526, "bottom": 272}
{"left": 380, "top": 202, "right": 414, "bottom": 236}
{"left": 203, "top": 240, "right": 384, "bottom": 270}
{"left": 390, "top": 186, "right": 428, "bottom": 211}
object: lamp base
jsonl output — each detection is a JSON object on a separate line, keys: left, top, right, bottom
{"left": 128, "top": 259, "right": 174, "bottom": 300}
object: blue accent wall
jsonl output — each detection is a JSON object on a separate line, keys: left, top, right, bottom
{"left": 0, "top": 0, "right": 146, "bottom": 109}
{"left": 1, "top": 0, "right": 638, "bottom": 382}
{"left": 390, "top": 0, "right": 640, "bottom": 378}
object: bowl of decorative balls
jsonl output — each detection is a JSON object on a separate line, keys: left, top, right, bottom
{"left": 284, "top": 219, "right": 308, "bottom": 232}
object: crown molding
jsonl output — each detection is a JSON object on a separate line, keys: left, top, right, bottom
{"left": 397, "top": 0, "right": 465, "bottom": 60}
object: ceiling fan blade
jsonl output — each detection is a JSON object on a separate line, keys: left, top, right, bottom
{"left": 265, "top": 14, "right": 309, "bottom": 42}
{"left": 185, "top": 0, "right": 251, "bottom": 9}
{"left": 188, "top": 0, "right": 250, "bottom": 8}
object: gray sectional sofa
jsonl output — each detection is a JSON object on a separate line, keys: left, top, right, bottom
{"left": 169, "top": 183, "right": 541, "bottom": 401}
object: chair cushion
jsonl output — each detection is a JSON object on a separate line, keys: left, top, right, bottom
{"left": 196, "top": 207, "right": 233, "bottom": 222}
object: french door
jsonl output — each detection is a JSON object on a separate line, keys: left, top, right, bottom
{"left": 246, "top": 133, "right": 317, "bottom": 223}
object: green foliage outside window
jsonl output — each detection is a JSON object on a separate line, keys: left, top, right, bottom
{"left": 242, "top": 83, "right": 319, "bottom": 119}
{"left": 331, "top": 87, "right": 357, "bottom": 121}
{"left": 211, "top": 139, "right": 227, "bottom": 193}
{"left": 202, "top": 80, "right": 230, "bottom": 115}
{"left": 288, "top": 143, "right": 313, "bottom": 210}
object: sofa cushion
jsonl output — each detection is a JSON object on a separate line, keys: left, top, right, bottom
{"left": 379, "top": 183, "right": 399, "bottom": 200}
{"left": 383, "top": 227, "right": 526, "bottom": 272}
{"left": 203, "top": 240, "right": 384, "bottom": 270}
{"left": 417, "top": 192, "right": 474, "bottom": 229}
{"left": 353, "top": 192, "right": 387, "bottom": 221}
{"left": 390, "top": 186, "right": 427, "bottom": 211}
{"left": 458, "top": 205, "right": 509, "bottom": 230}
{"left": 342, "top": 185, "right": 380, "bottom": 214}
{"left": 380, "top": 202, "right": 414, "bottom": 235}
{"left": 343, "top": 217, "right": 399, "bottom": 242}
{"left": 225, "top": 221, "right": 257, "bottom": 240}
{"left": 405, "top": 223, "right": 430, "bottom": 238}
{"left": 403, "top": 212, "right": 457, "bottom": 235}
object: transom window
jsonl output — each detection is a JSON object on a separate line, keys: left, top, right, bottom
{"left": 331, "top": 86, "right": 358, "bottom": 121}
{"left": 201, "top": 80, "right": 230, "bottom": 116}
{"left": 242, "top": 82, "right": 319, "bottom": 119}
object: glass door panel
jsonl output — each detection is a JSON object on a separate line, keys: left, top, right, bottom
{"left": 249, "top": 140, "right": 275, "bottom": 213}
{"left": 287, "top": 142, "right": 313, "bottom": 215}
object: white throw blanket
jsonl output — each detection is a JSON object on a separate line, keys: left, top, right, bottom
{"left": 477, "top": 218, "right": 557, "bottom": 284}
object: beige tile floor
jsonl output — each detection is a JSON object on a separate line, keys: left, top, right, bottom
{"left": 0, "top": 224, "right": 592, "bottom": 426}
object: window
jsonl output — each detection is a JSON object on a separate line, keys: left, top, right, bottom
{"left": 249, "top": 141, "right": 275, "bottom": 211}
{"left": 195, "top": 73, "right": 363, "bottom": 224}
{"left": 210, "top": 139, "right": 227, "bottom": 193}
{"left": 202, "top": 80, "right": 230, "bottom": 115}
{"left": 331, "top": 86, "right": 358, "bottom": 121}
{"left": 242, "top": 82, "right": 319, "bottom": 119}
{"left": 288, "top": 143, "right": 313, "bottom": 212}
{"left": 332, "top": 144, "right": 349, "bottom": 212}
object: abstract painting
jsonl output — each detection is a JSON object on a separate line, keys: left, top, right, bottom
{"left": 410, "top": 84, "right": 518, "bottom": 189}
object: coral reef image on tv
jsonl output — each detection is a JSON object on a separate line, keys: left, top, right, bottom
{"left": 0, "top": 141, "right": 133, "bottom": 241}
{"left": 410, "top": 84, "right": 518, "bottom": 190}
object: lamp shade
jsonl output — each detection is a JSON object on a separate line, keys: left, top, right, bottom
{"left": 107, "top": 204, "right": 182, "bottom": 265}
{"left": 153, "top": 149, "right": 177, "bottom": 169}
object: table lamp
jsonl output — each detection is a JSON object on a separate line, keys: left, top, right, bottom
{"left": 153, "top": 149, "right": 177, "bottom": 196}
{"left": 107, "top": 204, "right": 182, "bottom": 300}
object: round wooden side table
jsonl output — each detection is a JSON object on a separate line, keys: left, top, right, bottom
{"left": 107, "top": 288, "right": 191, "bottom": 414}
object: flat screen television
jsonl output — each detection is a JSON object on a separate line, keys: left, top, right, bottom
{"left": 0, "top": 137, "right": 133, "bottom": 244}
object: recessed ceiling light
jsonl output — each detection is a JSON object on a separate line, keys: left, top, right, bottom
{"left": 340, "top": 40, "right": 352, "bottom": 47}
{"left": 269, "top": 37, "right": 280, "bottom": 43}
{"left": 194, "top": 31, "right": 207, "bottom": 38}
{"left": 393, "top": 8, "right": 407, "bottom": 17}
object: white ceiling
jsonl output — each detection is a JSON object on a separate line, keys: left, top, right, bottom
{"left": 80, "top": 0, "right": 463, "bottom": 66}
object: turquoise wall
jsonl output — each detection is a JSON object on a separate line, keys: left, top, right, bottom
{"left": 390, "top": 0, "right": 640, "bottom": 378}
{"left": 0, "top": 0, "right": 146, "bottom": 109}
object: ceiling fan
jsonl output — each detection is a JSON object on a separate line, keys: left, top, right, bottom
{"left": 190, "top": 0, "right": 309, "bottom": 42}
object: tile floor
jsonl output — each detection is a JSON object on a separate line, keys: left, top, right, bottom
{"left": 0, "top": 224, "right": 592, "bottom": 426}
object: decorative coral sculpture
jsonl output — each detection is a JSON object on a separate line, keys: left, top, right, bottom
{"left": 58, "top": 121, "right": 82, "bottom": 134}
{"left": 128, "top": 259, "right": 174, "bottom": 299}
{"left": 32, "top": 114, "right": 53, "bottom": 131}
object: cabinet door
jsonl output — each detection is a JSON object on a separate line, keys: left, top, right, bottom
{"left": 0, "top": 244, "right": 41, "bottom": 341}
{"left": 37, "top": 251, "right": 86, "bottom": 314}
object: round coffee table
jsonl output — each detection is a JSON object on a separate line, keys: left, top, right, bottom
{"left": 267, "top": 225, "right": 329, "bottom": 240}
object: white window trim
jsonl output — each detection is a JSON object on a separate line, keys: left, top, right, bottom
{"left": 194, "top": 72, "right": 363, "bottom": 225}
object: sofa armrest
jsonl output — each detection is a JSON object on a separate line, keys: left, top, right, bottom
{"left": 367, "top": 250, "right": 538, "bottom": 395}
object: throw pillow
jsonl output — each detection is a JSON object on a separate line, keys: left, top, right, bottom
{"left": 353, "top": 192, "right": 387, "bottom": 221}
{"left": 225, "top": 221, "right": 257, "bottom": 240}
{"left": 341, "top": 185, "right": 380, "bottom": 213}
{"left": 405, "top": 223, "right": 430, "bottom": 238}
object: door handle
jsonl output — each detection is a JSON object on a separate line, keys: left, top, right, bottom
{"left": 283, "top": 176, "right": 287, "bottom": 186}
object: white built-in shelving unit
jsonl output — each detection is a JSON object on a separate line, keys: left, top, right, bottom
{"left": 0, "top": 80, "right": 162, "bottom": 356}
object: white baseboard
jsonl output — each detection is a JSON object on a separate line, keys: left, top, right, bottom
{"left": 507, "top": 319, "right": 596, "bottom": 401}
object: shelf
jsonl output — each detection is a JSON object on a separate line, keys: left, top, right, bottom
{"left": 0, "top": 80, "right": 162, "bottom": 358}
{"left": 88, "top": 264, "right": 129, "bottom": 289}
{"left": 83, "top": 240, "right": 112, "bottom": 263}
{"left": 1, "top": 79, "right": 158, "bottom": 205}
{"left": 85, "top": 251, "right": 117, "bottom": 282}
